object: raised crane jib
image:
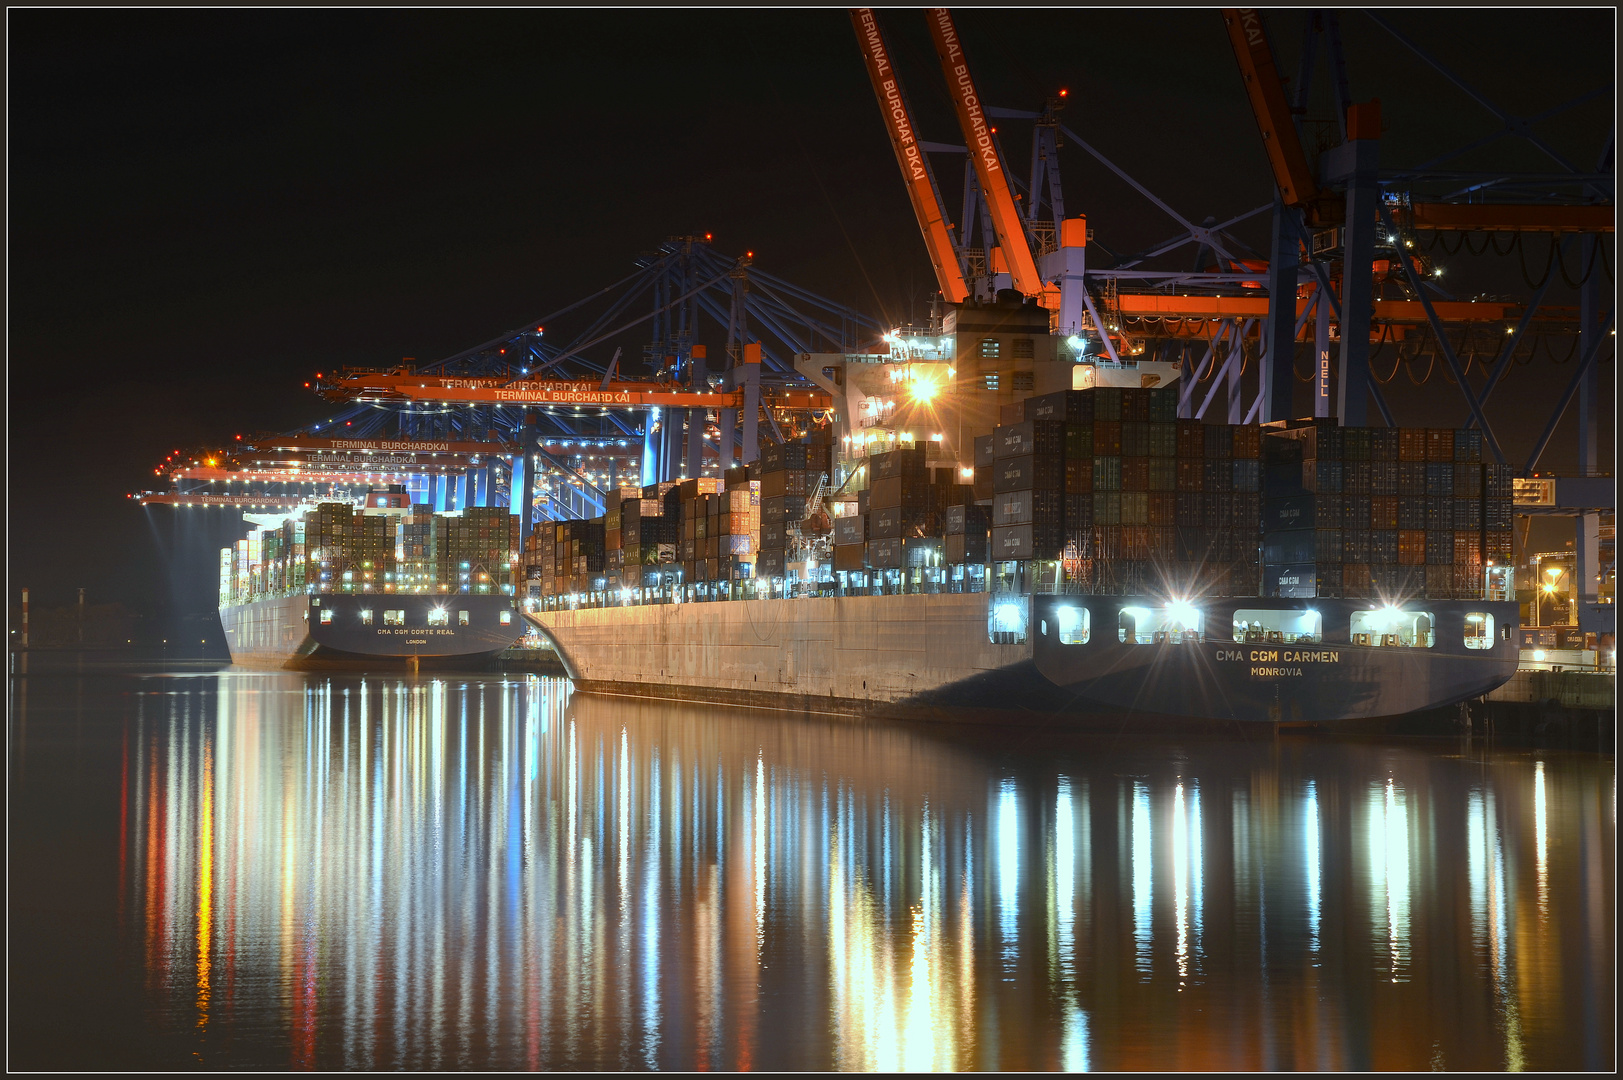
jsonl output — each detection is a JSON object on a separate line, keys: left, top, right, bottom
{"left": 925, "top": 8, "right": 1044, "bottom": 298}
{"left": 1221, "top": 8, "right": 1340, "bottom": 227}
{"left": 850, "top": 8, "right": 970, "bottom": 305}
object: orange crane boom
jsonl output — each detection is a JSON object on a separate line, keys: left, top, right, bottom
{"left": 925, "top": 8, "right": 1044, "bottom": 297}
{"left": 1222, "top": 8, "right": 1337, "bottom": 225}
{"left": 319, "top": 369, "right": 830, "bottom": 412}
{"left": 850, "top": 9, "right": 970, "bottom": 304}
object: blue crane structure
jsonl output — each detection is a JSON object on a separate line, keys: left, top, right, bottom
{"left": 226, "top": 237, "right": 878, "bottom": 543}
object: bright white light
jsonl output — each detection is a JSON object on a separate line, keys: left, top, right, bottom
{"left": 1168, "top": 601, "right": 1200, "bottom": 628}
{"left": 1056, "top": 606, "right": 1080, "bottom": 634}
{"left": 1533, "top": 649, "right": 1546, "bottom": 661}
{"left": 994, "top": 603, "right": 1023, "bottom": 632}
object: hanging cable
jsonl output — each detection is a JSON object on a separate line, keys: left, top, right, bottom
{"left": 1517, "top": 232, "right": 1558, "bottom": 289}
{"left": 1490, "top": 230, "right": 1517, "bottom": 257}
{"left": 1557, "top": 231, "right": 1604, "bottom": 288}
{"left": 1371, "top": 325, "right": 1403, "bottom": 384}
{"left": 1513, "top": 332, "right": 1540, "bottom": 365}
{"left": 1404, "top": 347, "right": 1436, "bottom": 385}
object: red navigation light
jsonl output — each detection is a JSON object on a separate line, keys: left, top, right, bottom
{"left": 346, "top": 421, "right": 352, "bottom": 426}
{"left": 304, "top": 382, "right": 310, "bottom": 387}
{"left": 235, "top": 434, "right": 242, "bottom": 440}
{"left": 705, "top": 233, "right": 713, "bottom": 241}
{"left": 747, "top": 251, "right": 754, "bottom": 258}
{"left": 1059, "top": 88, "right": 1068, "bottom": 97}
{"left": 990, "top": 126, "right": 997, "bottom": 133}
{"left": 500, "top": 348, "right": 506, "bottom": 354}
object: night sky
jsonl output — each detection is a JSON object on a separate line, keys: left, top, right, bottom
{"left": 8, "top": 8, "right": 1614, "bottom": 634}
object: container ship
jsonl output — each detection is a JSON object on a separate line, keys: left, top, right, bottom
{"left": 508, "top": 344, "right": 1520, "bottom": 724}
{"left": 214, "top": 332, "right": 1519, "bottom": 720}
{"left": 219, "top": 495, "right": 525, "bottom": 669}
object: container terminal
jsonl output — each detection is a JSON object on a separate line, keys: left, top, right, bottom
{"left": 128, "top": 9, "right": 1613, "bottom": 726}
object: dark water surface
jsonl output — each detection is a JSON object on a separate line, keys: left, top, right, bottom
{"left": 9, "top": 662, "right": 1615, "bottom": 1071}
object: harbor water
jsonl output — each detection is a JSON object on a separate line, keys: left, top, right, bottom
{"left": 8, "top": 660, "right": 1615, "bottom": 1070}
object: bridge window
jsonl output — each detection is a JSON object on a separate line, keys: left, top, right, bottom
{"left": 1232, "top": 608, "right": 1322, "bottom": 645}
{"left": 1054, "top": 605, "right": 1090, "bottom": 644}
{"left": 979, "top": 338, "right": 1001, "bottom": 360}
{"left": 320, "top": 609, "right": 333, "bottom": 624}
{"left": 358, "top": 609, "right": 373, "bottom": 625}
{"left": 428, "top": 608, "right": 450, "bottom": 626}
{"left": 499, "top": 610, "right": 513, "bottom": 625}
{"left": 982, "top": 373, "right": 1000, "bottom": 391}
{"left": 458, "top": 610, "right": 470, "bottom": 625}
{"left": 1464, "top": 612, "right": 1495, "bottom": 650}
{"left": 384, "top": 610, "right": 405, "bottom": 626}
{"left": 1349, "top": 608, "right": 1435, "bottom": 648}
{"left": 1119, "top": 603, "right": 1204, "bottom": 644}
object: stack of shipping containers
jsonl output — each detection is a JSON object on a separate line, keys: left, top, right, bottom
{"left": 400, "top": 505, "right": 434, "bottom": 591}
{"left": 867, "top": 444, "right": 930, "bottom": 579}
{"left": 756, "top": 439, "right": 830, "bottom": 581}
{"left": 1259, "top": 421, "right": 1509, "bottom": 601}
{"left": 434, "top": 505, "right": 513, "bottom": 594}
{"left": 626, "top": 481, "right": 679, "bottom": 591}
{"left": 677, "top": 478, "right": 724, "bottom": 584}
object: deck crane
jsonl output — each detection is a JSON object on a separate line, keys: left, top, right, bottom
{"left": 924, "top": 8, "right": 1046, "bottom": 301}
{"left": 850, "top": 9, "right": 970, "bottom": 304}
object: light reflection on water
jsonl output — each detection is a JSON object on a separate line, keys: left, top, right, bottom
{"left": 11, "top": 668, "right": 1615, "bottom": 1071}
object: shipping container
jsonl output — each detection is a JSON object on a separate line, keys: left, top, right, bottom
{"left": 993, "top": 489, "right": 1064, "bottom": 526}
{"left": 993, "top": 454, "right": 1065, "bottom": 493}
{"left": 991, "top": 522, "right": 1065, "bottom": 560}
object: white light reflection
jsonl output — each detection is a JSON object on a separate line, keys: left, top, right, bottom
{"left": 1534, "top": 760, "right": 1548, "bottom": 919}
{"left": 1054, "top": 777, "right": 1091, "bottom": 1070}
{"left": 1171, "top": 779, "right": 1203, "bottom": 986}
{"left": 1367, "top": 779, "right": 1411, "bottom": 983}
{"left": 998, "top": 780, "right": 1019, "bottom": 974}
{"left": 1173, "top": 782, "right": 1189, "bottom": 983}
{"left": 1132, "top": 781, "right": 1152, "bottom": 977}
{"left": 1305, "top": 779, "right": 1321, "bottom": 958}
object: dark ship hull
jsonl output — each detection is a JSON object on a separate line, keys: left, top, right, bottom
{"left": 221, "top": 593, "right": 524, "bottom": 670}
{"left": 527, "top": 592, "right": 1519, "bottom": 725}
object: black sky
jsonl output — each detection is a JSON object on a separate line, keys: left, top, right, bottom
{"left": 8, "top": 8, "right": 1614, "bottom": 624}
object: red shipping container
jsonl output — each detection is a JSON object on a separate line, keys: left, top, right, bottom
{"left": 1148, "top": 492, "right": 1177, "bottom": 526}
{"left": 1397, "top": 529, "right": 1425, "bottom": 565}
{"left": 1092, "top": 420, "right": 1122, "bottom": 456}
{"left": 1121, "top": 457, "right": 1150, "bottom": 491}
